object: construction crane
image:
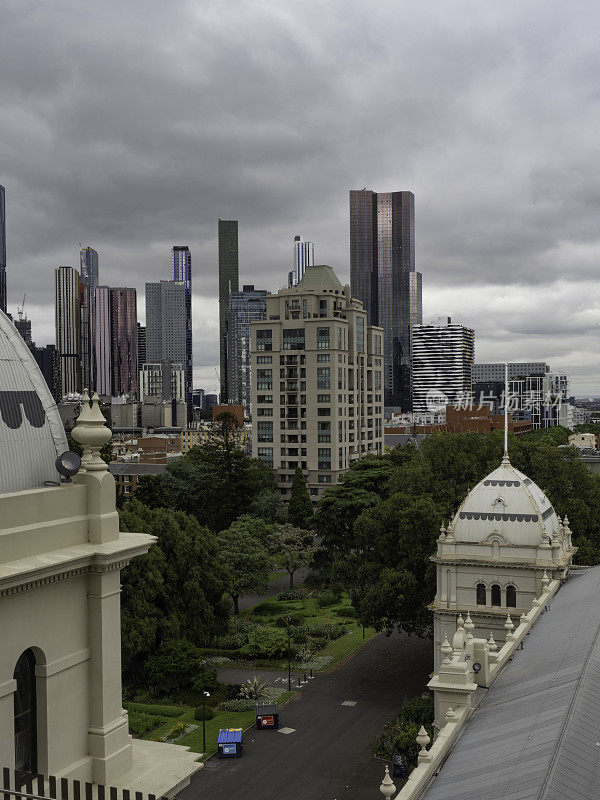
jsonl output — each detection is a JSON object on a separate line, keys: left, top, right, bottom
{"left": 17, "top": 293, "right": 26, "bottom": 321}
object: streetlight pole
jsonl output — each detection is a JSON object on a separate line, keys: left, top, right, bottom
{"left": 286, "top": 616, "right": 291, "bottom": 692}
{"left": 201, "top": 659, "right": 206, "bottom": 753}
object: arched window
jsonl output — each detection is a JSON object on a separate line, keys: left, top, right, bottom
{"left": 14, "top": 649, "right": 37, "bottom": 773}
{"left": 491, "top": 584, "right": 501, "bottom": 606}
{"left": 476, "top": 583, "right": 486, "bottom": 605}
{"left": 506, "top": 585, "right": 517, "bottom": 608}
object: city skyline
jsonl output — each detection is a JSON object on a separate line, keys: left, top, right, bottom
{"left": 2, "top": 1, "right": 600, "bottom": 393}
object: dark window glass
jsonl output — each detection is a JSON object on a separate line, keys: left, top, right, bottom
{"left": 491, "top": 584, "right": 501, "bottom": 606}
{"left": 476, "top": 584, "right": 486, "bottom": 605}
{"left": 506, "top": 585, "right": 516, "bottom": 608}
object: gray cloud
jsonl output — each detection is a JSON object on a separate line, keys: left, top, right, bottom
{"left": 2, "top": 0, "right": 600, "bottom": 392}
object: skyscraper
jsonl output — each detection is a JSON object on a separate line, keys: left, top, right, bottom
{"left": 55, "top": 266, "right": 82, "bottom": 397}
{"left": 226, "top": 285, "right": 268, "bottom": 416}
{"left": 349, "top": 189, "right": 422, "bottom": 410}
{"left": 137, "top": 322, "right": 146, "bottom": 367}
{"left": 79, "top": 246, "right": 98, "bottom": 393}
{"left": 218, "top": 220, "right": 239, "bottom": 402}
{"left": 172, "top": 246, "right": 193, "bottom": 419}
{"left": 145, "top": 280, "right": 187, "bottom": 403}
{"left": 110, "top": 288, "right": 138, "bottom": 397}
{"left": 94, "top": 286, "right": 112, "bottom": 396}
{"left": 0, "top": 185, "right": 5, "bottom": 315}
{"left": 289, "top": 235, "right": 315, "bottom": 287}
{"left": 411, "top": 317, "right": 475, "bottom": 413}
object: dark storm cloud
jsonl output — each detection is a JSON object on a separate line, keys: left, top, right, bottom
{"left": 1, "top": 0, "right": 600, "bottom": 391}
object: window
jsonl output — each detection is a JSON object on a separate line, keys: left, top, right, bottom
{"left": 257, "top": 407, "right": 273, "bottom": 416}
{"left": 257, "top": 421, "right": 273, "bottom": 442}
{"left": 319, "top": 299, "right": 327, "bottom": 317}
{"left": 317, "top": 327, "right": 330, "bottom": 349}
{"left": 318, "top": 421, "right": 331, "bottom": 442}
{"left": 257, "top": 369, "right": 272, "bottom": 390}
{"left": 317, "top": 407, "right": 330, "bottom": 416}
{"left": 337, "top": 327, "right": 342, "bottom": 349}
{"left": 356, "top": 316, "right": 364, "bottom": 353}
{"left": 317, "top": 367, "right": 330, "bottom": 389}
{"left": 257, "top": 355, "right": 272, "bottom": 363}
{"left": 257, "top": 329, "right": 272, "bottom": 351}
{"left": 318, "top": 474, "right": 332, "bottom": 484}
{"left": 257, "top": 447, "right": 273, "bottom": 467}
{"left": 291, "top": 299, "right": 300, "bottom": 310}
{"left": 476, "top": 584, "right": 486, "bottom": 605}
{"left": 338, "top": 367, "right": 343, "bottom": 389}
{"left": 491, "top": 584, "right": 501, "bottom": 606}
{"left": 374, "top": 371, "right": 382, "bottom": 390}
{"left": 257, "top": 394, "right": 272, "bottom": 403}
{"left": 303, "top": 299, "right": 307, "bottom": 318}
{"left": 506, "top": 585, "right": 517, "bottom": 608}
{"left": 374, "top": 333, "right": 382, "bottom": 355}
{"left": 283, "top": 328, "right": 305, "bottom": 350}
{"left": 317, "top": 394, "right": 330, "bottom": 403}
{"left": 318, "top": 448, "right": 331, "bottom": 470}
{"left": 317, "top": 353, "right": 330, "bottom": 363}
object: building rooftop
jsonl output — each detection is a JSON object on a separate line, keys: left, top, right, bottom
{"left": 422, "top": 566, "right": 600, "bottom": 800}
{"left": 296, "top": 264, "right": 343, "bottom": 289}
{"left": 0, "top": 309, "right": 67, "bottom": 493}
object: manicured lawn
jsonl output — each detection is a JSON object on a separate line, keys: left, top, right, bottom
{"left": 316, "top": 621, "right": 378, "bottom": 664}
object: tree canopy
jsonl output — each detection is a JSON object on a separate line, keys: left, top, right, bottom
{"left": 268, "top": 523, "right": 315, "bottom": 588}
{"left": 287, "top": 466, "right": 313, "bottom": 527}
{"left": 217, "top": 515, "right": 273, "bottom": 614}
{"left": 119, "top": 500, "right": 229, "bottom": 664}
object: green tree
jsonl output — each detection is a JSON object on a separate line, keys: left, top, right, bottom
{"left": 287, "top": 466, "right": 313, "bottom": 527}
{"left": 119, "top": 501, "right": 229, "bottom": 663}
{"left": 134, "top": 474, "right": 170, "bottom": 509}
{"left": 268, "top": 524, "right": 315, "bottom": 588}
{"left": 161, "top": 431, "right": 277, "bottom": 531}
{"left": 145, "top": 639, "right": 203, "bottom": 694}
{"left": 217, "top": 518, "right": 272, "bottom": 614}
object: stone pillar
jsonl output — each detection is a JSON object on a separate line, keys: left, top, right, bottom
{"left": 87, "top": 568, "right": 131, "bottom": 784}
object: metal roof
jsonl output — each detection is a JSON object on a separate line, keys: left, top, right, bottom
{"left": 0, "top": 310, "right": 67, "bottom": 493}
{"left": 422, "top": 566, "right": 600, "bottom": 800}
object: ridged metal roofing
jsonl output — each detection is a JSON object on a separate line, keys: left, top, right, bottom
{"left": 0, "top": 310, "right": 67, "bottom": 493}
{"left": 422, "top": 566, "right": 600, "bottom": 800}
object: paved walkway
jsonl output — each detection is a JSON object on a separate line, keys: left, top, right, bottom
{"left": 236, "top": 569, "right": 307, "bottom": 614}
{"left": 181, "top": 630, "right": 432, "bottom": 800}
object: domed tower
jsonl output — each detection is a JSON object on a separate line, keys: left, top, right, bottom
{"left": 432, "top": 451, "right": 575, "bottom": 670}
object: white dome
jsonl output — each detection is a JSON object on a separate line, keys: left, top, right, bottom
{"left": 450, "top": 455, "right": 560, "bottom": 546}
{"left": 0, "top": 310, "right": 68, "bottom": 493}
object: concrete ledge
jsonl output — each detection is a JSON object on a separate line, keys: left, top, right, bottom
{"left": 112, "top": 740, "right": 202, "bottom": 798}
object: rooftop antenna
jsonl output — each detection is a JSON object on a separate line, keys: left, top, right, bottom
{"left": 504, "top": 361, "right": 509, "bottom": 461}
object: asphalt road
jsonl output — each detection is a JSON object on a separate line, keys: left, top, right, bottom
{"left": 180, "top": 630, "right": 432, "bottom": 800}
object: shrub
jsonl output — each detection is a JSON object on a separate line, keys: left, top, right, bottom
{"left": 194, "top": 705, "right": 216, "bottom": 721}
{"left": 225, "top": 683, "right": 242, "bottom": 700}
{"left": 193, "top": 666, "right": 219, "bottom": 693}
{"left": 308, "top": 622, "right": 346, "bottom": 641}
{"left": 277, "top": 589, "right": 305, "bottom": 601}
{"left": 166, "top": 721, "right": 186, "bottom": 740}
{"left": 316, "top": 591, "right": 340, "bottom": 608}
{"left": 239, "top": 675, "right": 271, "bottom": 701}
{"left": 145, "top": 640, "right": 202, "bottom": 694}
{"left": 240, "top": 627, "right": 290, "bottom": 659}
{"left": 372, "top": 695, "right": 435, "bottom": 765}
{"left": 128, "top": 712, "right": 162, "bottom": 737}
{"left": 215, "top": 632, "right": 247, "bottom": 649}
{"left": 197, "top": 648, "right": 240, "bottom": 657}
{"left": 220, "top": 698, "right": 256, "bottom": 712}
{"left": 124, "top": 702, "right": 183, "bottom": 717}
{"left": 336, "top": 606, "right": 358, "bottom": 619}
{"left": 274, "top": 612, "right": 305, "bottom": 627}
{"left": 252, "top": 601, "right": 288, "bottom": 615}
{"left": 229, "top": 616, "right": 256, "bottom": 634}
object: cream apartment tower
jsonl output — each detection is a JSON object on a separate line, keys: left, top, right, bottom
{"left": 251, "top": 265, "right": 384, "bottom": 499}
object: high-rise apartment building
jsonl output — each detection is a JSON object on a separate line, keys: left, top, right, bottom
{"left": 15, "top": 317, "right": 32, "bottom": 346}
{"left": 140, "top": 361, "right": 185, "bottom": 402}
{"left": 288, "top": 235, "right": 315, "bottom": 287}
{"left": 218, "top": 220, "right": 239, "bottom": 402}
{"left": 350, "top": 189, "right": 422, "bottom": 410}
{"left": 411, "top": 317, "right": 475, "bottom": 413}
{"left": 79, "top": 246, "right": 98, "bottom": 392}
{"left": 0, "top": 185, "right": 5, "bottom": 314}
{"left": 472, "top": 362, "right": 550, "bottom": 383}
{"left": 110, "top": 288, "right": 138, "bottom": 397}
{"left": 226, "top": 285, "right": 268, "bottom": 417}
{"left": 251, "top": 265, "right": 384, "bottom": 500}
{"left": 172, "top": 246, "right": 193, "bottom": 418}
{"left": 55, "top": 266, "right": 82, "bottom": 397}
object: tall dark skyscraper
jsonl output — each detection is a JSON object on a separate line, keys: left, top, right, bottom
{"left": 137, "top": 322, "right": 146, "bottom": 367}
{"left": 226, "top": 285, "right": 268, "bottom": 416}
{"left": 55, "top": 265, "right": 82, "bottom": 397}
{"left": 79, "top": 246, "right": 98, "bottom": 392}
{"left": 350, "top": 189, "right": 422, "bottom": 410}
{"left": 110, "top": 288, "right": 138, "bottom": 397}
{"left": 0, "top": 185, "right": 6, "bottom": 314}
{"left": 218, "top": 220, "right": 239, "bottom": 402}
{"left": 172, "top": 246, "right": 193, "bottom": 419}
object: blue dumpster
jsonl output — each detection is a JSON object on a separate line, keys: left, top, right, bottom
{"left": 256, "top": 703, "right": 279, "bottom": 729}
{"left": 217, "top": 728, "right": 243, "bottom": 758}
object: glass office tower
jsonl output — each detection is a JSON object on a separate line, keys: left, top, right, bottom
{"left": 172, "top": 245, "right": 193, "bottom": 420}
{"left": 218, "top": 220, "right": 239, "bottom": 402}
{"left": 350, "top": 189, "right": 422, "bottom": 410}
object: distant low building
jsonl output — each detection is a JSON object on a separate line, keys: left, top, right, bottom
{"left": 109, "top": 462, "right": 168, "bottom": 498}
{"left": 180, "top": 421, "right": 249, "bottom": 453}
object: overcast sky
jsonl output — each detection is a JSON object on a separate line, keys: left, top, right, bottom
{"left": 2, "top": 0, "right": 600, "bottom": 395}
